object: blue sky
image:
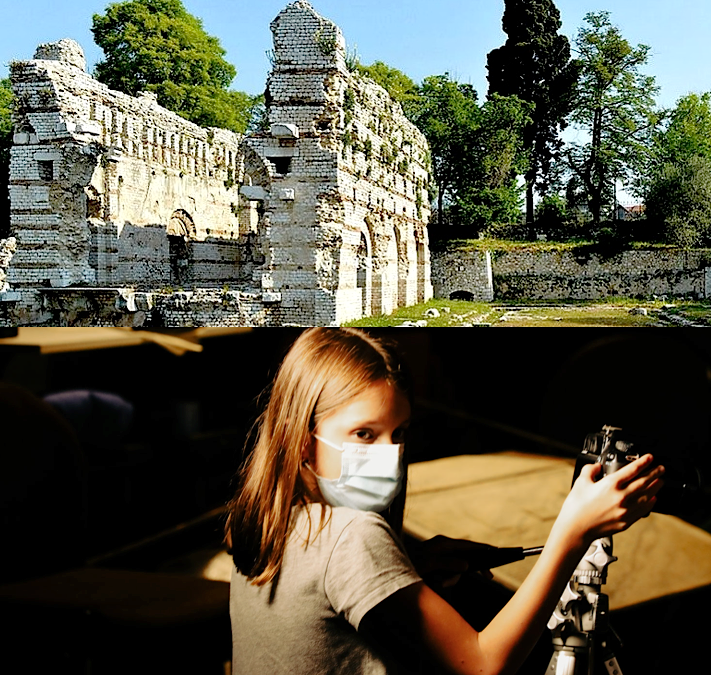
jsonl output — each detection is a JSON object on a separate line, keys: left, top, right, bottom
{"left": 1, "top": 0, "right": 710, "bottom": 110}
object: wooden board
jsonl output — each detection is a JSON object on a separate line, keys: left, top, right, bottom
{"left": 405, "top": 452, "right": 711, "bottom": 609}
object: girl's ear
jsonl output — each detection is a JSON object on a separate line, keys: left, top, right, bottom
{"left": 302, "top": 434, "right": 315, "bottom": 465}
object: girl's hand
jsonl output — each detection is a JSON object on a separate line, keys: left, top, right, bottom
{"left": 554, "top": 454, "right": 665, "bottom": 546}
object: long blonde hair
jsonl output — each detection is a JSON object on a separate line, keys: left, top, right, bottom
{"left": 225, "top": 328, "right": 411, "bottom": 586}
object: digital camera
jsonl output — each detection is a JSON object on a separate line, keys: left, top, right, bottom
{"left": 574, "top": 425, "right": 703, "bottom": 517}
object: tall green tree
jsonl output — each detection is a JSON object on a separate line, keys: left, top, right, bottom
{"left": 487, "top": 0, "right": 581, "bottom": 226}
{"left": 654, "top": 93, "right": 711, "bottom": 165}
{"left": 409, "top": 75, "right": 480, "bottom": 225}
{"left": 411, "top": 75, "right": 530, "bottom": 231}
{"left": 450, "top": 94, "right": 531, "bottom": 230}
{"left": 0, "top": 79, "right": 13, "bottom": 238}
{"left": 565, "top": 12, "right": 661, "bottom": 224}
{"left": 92, "top": 0, "right": 257, "bottom": 133}
{"left": 644, "top": 93, "right": 711, "bottom": 247}
{"left": 646, "top": 156, "right": 711, "bottom": 248}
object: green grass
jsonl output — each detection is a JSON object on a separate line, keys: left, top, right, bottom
{"left": 431, "top": 237, "right": 594, "bottom": 253}
{"left": 345, "top": 299, "right": 501, "bottom": 327}
{"left": 661, "top": 300, "right": 711, "bottom": 325}
{"left": 430, "top": 237, "right": 701, "bottom": 254}
{"left": 343, "top": 298, "right": 711, "bottom": 328}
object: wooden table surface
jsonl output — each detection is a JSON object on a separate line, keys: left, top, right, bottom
{"left": 405, "top": 452, "right": 711, "bottom": 609}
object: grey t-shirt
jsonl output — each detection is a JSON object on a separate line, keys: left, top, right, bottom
{"left": 230, "top": 504, "right": 422, "bottom": 674}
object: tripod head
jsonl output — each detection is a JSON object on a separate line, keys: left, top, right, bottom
{"left": 547, "top": 536, "right": 623, "bottom": 675}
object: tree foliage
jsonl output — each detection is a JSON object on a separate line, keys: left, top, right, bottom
{"left": 409, "top": 75, "right": 479, "bottom": 224}
{"left": 356, "top": 61, "right": 420, "bottom": 118}
{"left": 565, "top": 12, "right": 661, "bottom": 224}
{"left": 535, "top": 194, "right": 568, "bottom": 238}
{"left": 451, "top": 94, "right": 532, "bottom": 230}
{"left": 92, "top": 0, "right": 257, "bottom": 133}
{"left": 641, "top": 93, "right": 711, "bottom": 246}
{"left": 410, "top": 75, "right": 530, "bottom": 232}
{"left": 654, "top": 93, "right": 711, "bottom": 165}
{"left": 487, "top": 0, "right": 580, "bottom": 225}
{"left": 646, "top": 156, "right": 711, "bottom": 248}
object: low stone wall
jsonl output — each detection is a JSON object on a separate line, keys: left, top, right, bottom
{"left": 0, "top": 288, "right": 283, "bottom": 327}
{"left": 432, "top": 248, "right": 711, "bottom": 301}
{"left": 431, "top": 249, "right": 493, "bottom": 301}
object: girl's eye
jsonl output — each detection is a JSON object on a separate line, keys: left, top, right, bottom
{"left": 354, "top": 429, "right": 373, "bottom": 441}
{"left": 393, "top": 428, "right": 407, "bottom": 443}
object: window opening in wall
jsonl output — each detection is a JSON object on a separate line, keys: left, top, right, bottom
{"left": 268, "top": 157, "right": 292, "bottom": 175}
{"left": 85, "top": 186, "right": 102, "bottom": 220}
{"left": 38, "top": 161, "right": 53, "bottom": 181}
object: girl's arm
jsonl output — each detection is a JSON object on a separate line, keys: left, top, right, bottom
{"left": 363, "top": 455, "right": 664, "bottom": 675}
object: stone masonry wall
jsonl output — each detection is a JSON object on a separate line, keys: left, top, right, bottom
{"left": 431, "top": 249, "right": 494, "bottom": 301}
{"left": 432, "top": 248, "right": 711, "bottom": 301}
{"left": 7, "top": 39, "right": 262, "bottom": 292}
{"left": 248, "top": 1, "right": 432, "bottom": 325}
{"left": 1, "top": 3, "right": 434, "bottom": 327}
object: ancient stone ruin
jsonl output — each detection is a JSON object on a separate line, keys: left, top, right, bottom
{"left": 0, "top": 1, "right": 432, "bottom": 326}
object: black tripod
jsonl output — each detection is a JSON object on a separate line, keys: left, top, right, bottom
{"left": 546, "top": 536, "right": 623, "bottom": 675}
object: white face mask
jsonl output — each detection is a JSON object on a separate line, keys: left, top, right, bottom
{"left": 307, "top": 435, "right": 405, "bottom": 512}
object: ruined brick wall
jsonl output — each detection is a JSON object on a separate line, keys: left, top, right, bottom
{"left": 7, "top": 39, "right": 262, "bottom": 292}
{"left": 248, "top": 0, "right": 432, "bottom": 325}
{"left": 492, "top": 249, "right": 711, "bottom": 300}
{"left": 2, "top": 2, "right": 433, "bottom": 326}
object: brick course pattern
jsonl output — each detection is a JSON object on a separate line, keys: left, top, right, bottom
{"left": 432, "top": 248, "right": 711, "bottom": 301}
{"left": 0, "top": 2, "right": 432, "bottom": 327}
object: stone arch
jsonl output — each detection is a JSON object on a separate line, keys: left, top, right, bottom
{"left": 450, "top": 290, "right": 475, "bottom": 301}
{"left": 85, "top": 185, "right": 103, "bottom": 220}
{"left": 357, "top": 226, "right": 373, "bottom": 318}
{"left": 415, "top": 226, "right": 427, "bottom": 304}
{"left": 363, "top": 216, "right": 380, "bottom": 317}
{"left": 393, "top": 223, "right": 407, "bottom": 309}
{"left": 167, "top": 209, "right": 196, "bottom": 238}
{"left": 381, "top": 223, "right": 399, "bottom": 315}
{"left": 242, "top": 144, "right": 273, "bottom": 188}
{"left": 167, "top": 209, "right": 195, "bottom": 286}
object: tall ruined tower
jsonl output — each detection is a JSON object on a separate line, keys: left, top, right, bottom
{"left": 250, "top": 1, "right": 432, "bottom": 325}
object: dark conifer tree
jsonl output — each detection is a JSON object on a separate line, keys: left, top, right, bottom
{"left": 487, "top": 0, "right": 580, "bottom": 226}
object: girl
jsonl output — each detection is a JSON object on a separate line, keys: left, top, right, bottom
{"left": 225, "top": 328, "right": 664, "bottom": 675}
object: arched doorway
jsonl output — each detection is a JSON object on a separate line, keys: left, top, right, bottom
{"left": 393, "top": 224, "right": 408, "bottom": 310}
{"left": 356, "top": 231, "right": 371, "bottom": 318}
{"left": 167, "top": 209, "right": 195, "bottom": 287}
{"left": 415, "top": 229, "right": 427, "bottom": 304}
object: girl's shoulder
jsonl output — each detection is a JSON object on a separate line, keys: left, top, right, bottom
{"left": 293, "top": 504, "right": 394, "bottom": 545}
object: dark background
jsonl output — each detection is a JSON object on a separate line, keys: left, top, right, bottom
{"left": 2, "top": 328, "right": 711, "bottom": 560}
{"left": 1, "top": 328, "right": 710, "bottom": 674}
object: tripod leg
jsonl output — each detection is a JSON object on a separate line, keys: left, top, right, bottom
{"left": 602, "top": 655, "right": 622, "bottom": 675}
{"left": 547, "top": 649, "right": 576, "bottom": 675}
